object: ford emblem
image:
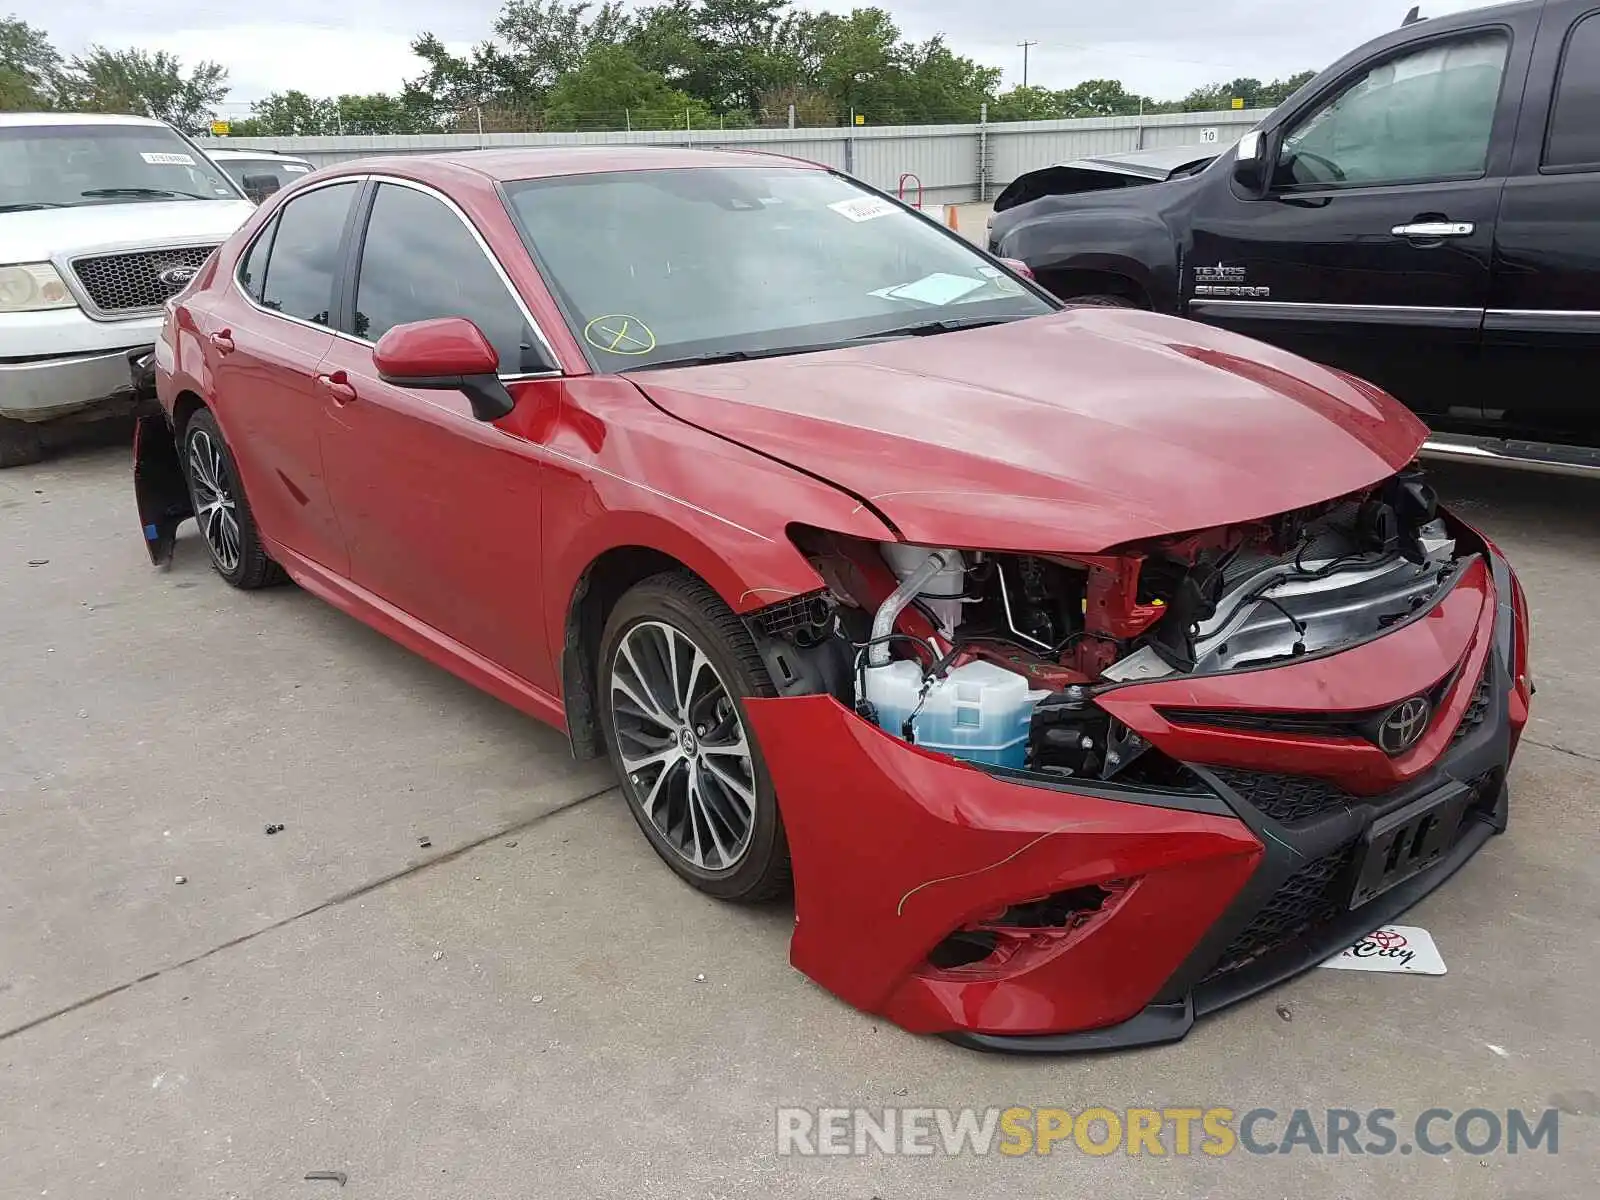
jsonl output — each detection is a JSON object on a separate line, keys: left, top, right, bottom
{"left": 158, "top": 265, "right": 198, "bottom": 290}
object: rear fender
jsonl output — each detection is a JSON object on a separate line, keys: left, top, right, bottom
{"left": 133, "top": 414, "right": 192, "bottom": 566}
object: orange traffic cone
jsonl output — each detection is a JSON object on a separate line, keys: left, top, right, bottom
{"left": 945, "top": 204, "right": 960, "bottom": 232}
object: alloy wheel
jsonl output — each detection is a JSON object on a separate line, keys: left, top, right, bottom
{"left": 609, "top": 619, "right": 759, "bottom": 872}
{"left": 187, "top": 428, "right": 241, "bottom": 573}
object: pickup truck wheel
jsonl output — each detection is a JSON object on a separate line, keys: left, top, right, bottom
{"left": 181, "top": 409, "right": 285, "bottom": 589}
{"left": 0, "top": 419, "right": 45, "bottom": 469}
{"left": 599, "top": 571, "right": 791, "bottom": 903}
{"left": 1063, "top": 294, "right": 1138, "bottom": 308}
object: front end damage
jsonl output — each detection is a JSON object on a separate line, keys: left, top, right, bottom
{"left": 742, "top": 465, "right": 1532, "bottom": 1049}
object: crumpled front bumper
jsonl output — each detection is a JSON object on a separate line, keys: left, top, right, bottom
{"left": 744, "top": 546, "right": 1529, "bottom": 1051}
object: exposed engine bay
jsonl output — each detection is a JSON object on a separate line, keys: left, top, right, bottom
{"left": 758, "top": 465, "right": 1470, "bottom": 783}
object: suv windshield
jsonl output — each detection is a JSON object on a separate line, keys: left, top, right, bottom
{"left": 0, "top": 124, "right": 242, "bottom": 212}
{"left": 503, "top": 167, "right": 1054, "bottom": 368}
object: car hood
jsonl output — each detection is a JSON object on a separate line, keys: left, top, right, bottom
{"left": 0, "top": 200, "right": 254, "bottom": 264}
{"left": 633, "top": 308, "right": 1428, "bottom": 553}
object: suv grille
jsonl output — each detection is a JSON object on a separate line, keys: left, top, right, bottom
{"left": 1210, "top": 767, "right": 1360, "bottom": 825}
{"left": 70, "top": 245, "right": 218, "bottom": 317}
{"left": 1204, "top": 843, "right": 1357, "bottom": 979}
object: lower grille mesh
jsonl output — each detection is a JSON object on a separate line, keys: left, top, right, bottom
{"left": 1210, "top": 767, "right": 1360, "bottom": 825}
{"left": 1203, "top": 844, "right": 1357, "bottom": 980}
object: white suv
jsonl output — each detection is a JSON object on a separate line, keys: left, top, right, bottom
{"left": 0, "top": 113, "right": 255, "bottom": 466}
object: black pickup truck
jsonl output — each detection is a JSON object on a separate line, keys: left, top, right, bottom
{"left": 990, "top": 0, "right": 1600, "bottom": 475}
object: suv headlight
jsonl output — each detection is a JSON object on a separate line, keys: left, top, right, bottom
{"left": 0, "top": 263, "right": 78, "bottom": 313}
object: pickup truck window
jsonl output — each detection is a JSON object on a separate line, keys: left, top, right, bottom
{"left": 1275, "top": 31, "right": 1508, "bottom": 189}
{"left": 1545, "top": 13, "right": 1600, "bottom": 170}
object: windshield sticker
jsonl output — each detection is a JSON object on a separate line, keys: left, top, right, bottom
{"left": 284, "top": 165, "right": 312, "bottom": 174}
{"left": 872, "top": 272, "right": 987, "bottom": 306}
{"left": 828, "top": 196, "right": 897, "bottom": 223}
{"left": 141, "top": 151, "right": 196, "bottom": 166}
{"left": 584, "top": 314, "right": 656, "bottom": 356}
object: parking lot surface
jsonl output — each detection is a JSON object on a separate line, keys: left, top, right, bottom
{"left": 1, "top": 445, "right": 1597, "bottom": 1198}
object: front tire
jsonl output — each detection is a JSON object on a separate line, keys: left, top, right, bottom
{"left": 181, "top": 409, "right": 284, "bottom": 589}
{"left": 598, "top": 571, "right": 790, "bottom": 903}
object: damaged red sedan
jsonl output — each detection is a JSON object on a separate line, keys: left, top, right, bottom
{"left": 134, "top": 147, "right": 1532, "bottom": 1051}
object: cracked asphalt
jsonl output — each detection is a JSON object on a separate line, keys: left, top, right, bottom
{"left": 1, "top": 444, "right": 1596, "bottom": 1199}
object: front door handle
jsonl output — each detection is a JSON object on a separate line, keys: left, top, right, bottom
{"left": 315, "top": 371, "right": 357, "bottom": 405}
{"left": 208, "top": 329, "right": 236, "bottom": 354}
{"left": 1391, "top": 221, "right": 1474, "bottom": 238}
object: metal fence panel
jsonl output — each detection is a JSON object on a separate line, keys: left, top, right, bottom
{"left": 197, "top": 108, "right": 1271, "bottom": 203}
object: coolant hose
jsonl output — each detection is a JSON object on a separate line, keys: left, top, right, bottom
{"left": 868, "top": 550, "right": 953, "bottom": 667}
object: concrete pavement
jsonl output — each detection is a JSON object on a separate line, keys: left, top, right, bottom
{"left": 1, "top": 447, "right": 1596, "bottom": 1198}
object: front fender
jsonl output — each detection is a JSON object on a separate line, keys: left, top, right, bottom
{"left": 538, "top": 377, "right": 897, "bottom": 659}
{"left": 998, "top": 208, "right": 1181, "bottom": 312}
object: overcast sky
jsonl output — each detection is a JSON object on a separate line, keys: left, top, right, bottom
{"left": 12, "top": 0, "right": 1495, "bottom": 109}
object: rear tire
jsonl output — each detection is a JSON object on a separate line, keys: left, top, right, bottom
{"left": 0, "top": 419, "right": 45, "bottom": 469}
{"left": 598, "top": 571, "right": 791, "bottom": 903}
{"left": 181, "top": 408, "right": 285, "bottom": 589}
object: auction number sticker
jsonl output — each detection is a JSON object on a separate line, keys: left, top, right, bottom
{"left": 141, "top": 151, "right": 196, "bottom": 166}
{"left": 829, "top": 196, "right": 897, "bottom": 223}
{"left": 284, "top": 164, "right": 312, "bottom": 174}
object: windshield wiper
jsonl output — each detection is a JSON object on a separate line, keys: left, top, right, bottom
{"left": 849, "top": 315, "right": 1019, "bottom": 341}
{"left": 80, "top": 187, "right": 208, "bottom": 200}
{"left": 626, "top": 343, "right": 844, "bottom": 371}
{"left": 0, "top": 202, "right": 68, "bottom": 212}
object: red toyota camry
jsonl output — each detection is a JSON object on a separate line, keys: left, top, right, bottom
{"left": 134, "top": 147, "right": 1532, "bottom": 1051}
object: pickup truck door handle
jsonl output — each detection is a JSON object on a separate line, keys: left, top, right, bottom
{"left": 315, "top": 371, "right": 358, "bottom": 405}
{"left": 208, "top": 329, "right": 235, "bottom": 354}
{"left": 1391, "top": 221, "right": 1475, "bottom": 238}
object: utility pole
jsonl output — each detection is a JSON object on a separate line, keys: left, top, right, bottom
{"left": 1018, "top": 40, "right": 1038, "bottom": 89}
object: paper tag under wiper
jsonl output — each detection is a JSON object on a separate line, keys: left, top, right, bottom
{"left": 871, "top": 273, "right": 987, "bottom": 306}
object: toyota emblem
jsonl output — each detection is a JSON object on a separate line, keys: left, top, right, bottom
{"left": 1377, "top": 696, "right": 1431, "bottom": 755}
{"left": 157, "top": 265, "right": 198, "bottom": 291}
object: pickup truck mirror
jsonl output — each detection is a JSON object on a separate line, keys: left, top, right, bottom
{"left": 1232, "top": 130, "right": 1272, "bottom": 198}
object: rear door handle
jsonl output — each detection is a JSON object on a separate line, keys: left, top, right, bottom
{"left": 208, "top": 330, "right": 235, "bottom": 354}
{"left": 1391, "top": 221, "right": 1474, "bottom": 238}
{"left": 315, "top": 371, "right": 358, "bottom": 405}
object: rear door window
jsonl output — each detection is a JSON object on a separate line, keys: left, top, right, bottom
{"left": 258, "top": 181, "right": 359, "bottom": 326}
{"left": 1545, "top": 12, "right": 1600, "bottom": 170}
{"left": 351, "top": 182, "right": 541, "bottom": 374}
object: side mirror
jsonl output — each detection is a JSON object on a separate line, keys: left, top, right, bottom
{"left": 1231, "top": 129, "right": 1272, "bottom": 198}
{"left": 373, "top": 317, "right": 515, "bottom": 422}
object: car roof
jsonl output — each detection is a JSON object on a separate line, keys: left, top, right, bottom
{"left": 0, "top": 111, "right": 171, "bottom": 129}
{"left": 327, "top": 144, "right": 823, "bottom": 185}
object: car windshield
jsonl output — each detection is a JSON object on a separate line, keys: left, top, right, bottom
{"left": 0, "top": 124, "right": 242, "bottom": 211}
{"left": 215, "top": 157, "right": 314, "bottom": 204}
{"left": 503, "top": 166, "right": 1055, "bottom": 368}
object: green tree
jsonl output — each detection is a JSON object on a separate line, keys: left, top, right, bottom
{"left": 0, "top": 14, "right": 60, "bottom": 109}
{"left": 408, "top": 0, "right": 631, "bottom": 121}
{"left": 243, "top": 88, "right": 336, "bottom": 135}
{"left": 544, "top": 42, "right": 709, "bottom": 128}
{"left": 58, "top": 47, "right": 228, "bottom": 129}
{"left": 1058, "top": 78, "right": 1148, "bottom": 118}
{"left": 988, "top": 85, "right": 1063, "bottom": 122}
